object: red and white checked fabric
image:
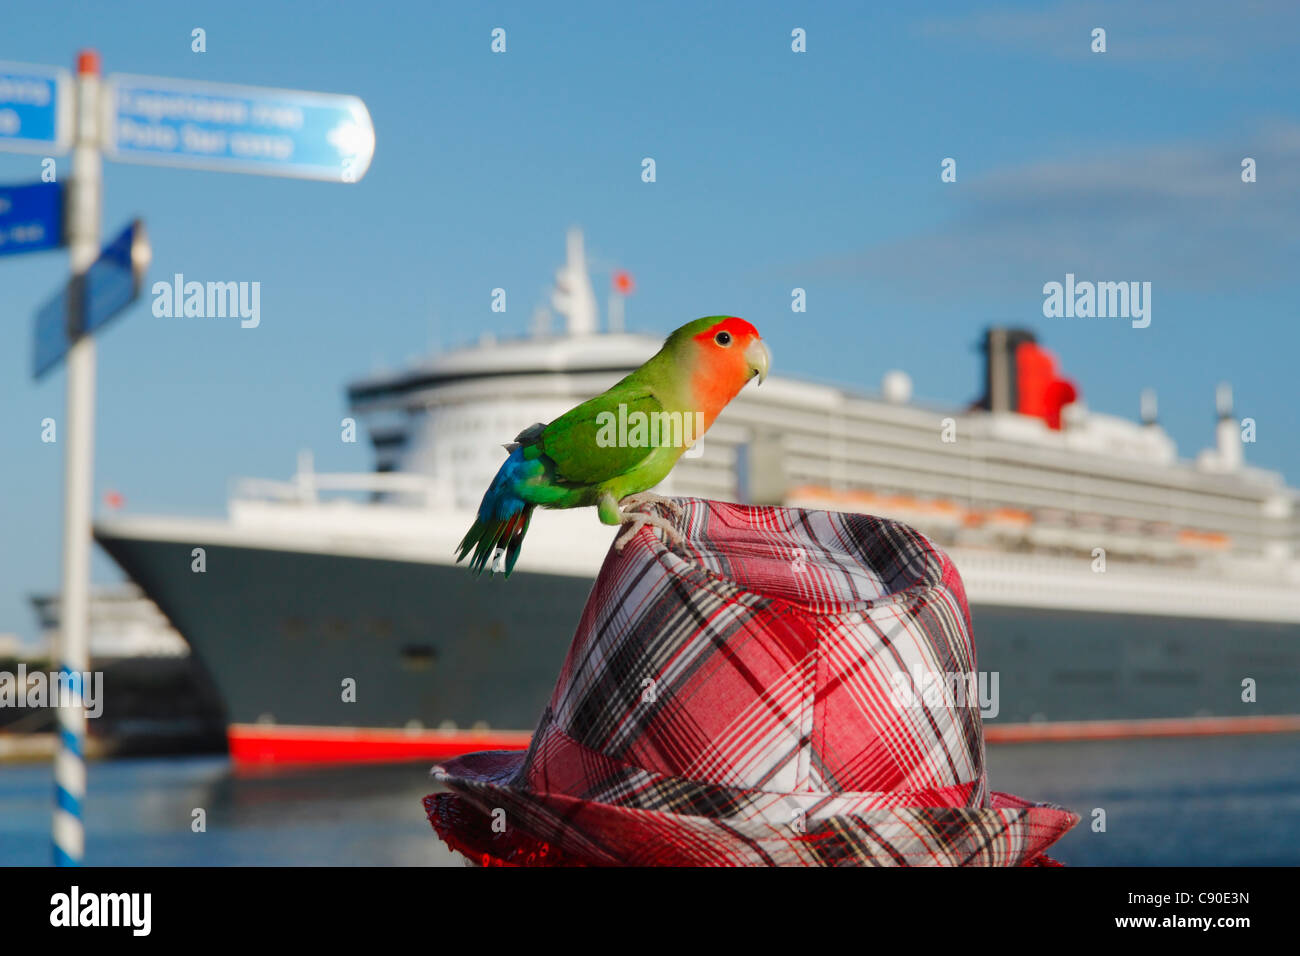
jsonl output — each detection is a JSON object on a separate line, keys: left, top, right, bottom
{"left": 426, "top": 499, "right": 1078, "bottom": 866}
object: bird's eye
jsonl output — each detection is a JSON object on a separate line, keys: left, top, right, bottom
{"left": 715, "top": 331, "right": 732, "bottom": 347}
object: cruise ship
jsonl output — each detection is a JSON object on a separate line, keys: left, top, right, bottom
{"left": 95, "top": 230, "right": 1300, "bottom": 764}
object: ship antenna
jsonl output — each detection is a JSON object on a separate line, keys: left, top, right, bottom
{"left": 1215, "top": 382, "right": 1233, "bottom": 420}
{"left": 608, "top": 269, "right": 634, "bottom": 334}
{"left": 1214, "top": 382, "right": 1243, "bottom": 470}
{"left": 1140, "top": 388, "right": 1158, "bottom": 426}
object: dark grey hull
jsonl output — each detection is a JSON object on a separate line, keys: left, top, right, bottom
{"left": 95, "top": 533, "right": 1300, "bottom": 730}
{"left": 966, "top": 605, "right": 1299, "bottom": 724}
{"left": 95, "top": 534, "right": 592, "bottom": 731}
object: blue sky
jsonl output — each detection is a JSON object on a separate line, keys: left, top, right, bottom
{"left": 2, "top": 0, "right": 1298, "bottom": 645}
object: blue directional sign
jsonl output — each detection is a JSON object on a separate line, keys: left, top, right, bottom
{"left": 34, "top": 219, "right": 151, "bottom": 380}
{"left": 106, "top": 74, "right": 374, "bottom": 182}
{"left": 0, "top": 181, "right": 64, "bottom": 256}
{"left": 0, "top": 61, "right": 71, "bottom": 153}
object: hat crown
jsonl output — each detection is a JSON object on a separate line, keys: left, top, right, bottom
{"left": 528, "top": 501, "right": 989, "bottom": 807}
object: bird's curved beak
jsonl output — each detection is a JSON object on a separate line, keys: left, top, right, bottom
{"left": 745, "top": 337, "right": 771, "bottom": 385}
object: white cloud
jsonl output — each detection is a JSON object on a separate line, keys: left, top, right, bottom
{"left": 803, "top": 122, "right": 1300, "bottom": 296}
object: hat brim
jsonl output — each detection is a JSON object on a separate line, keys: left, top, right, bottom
{"left": 424, "top": 750, "right": 1079, "bottom": 867}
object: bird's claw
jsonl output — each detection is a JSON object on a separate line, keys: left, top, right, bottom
{"left": 617, "top": 492, "right": 685, "bottom": 518}
{"left": 613, "top": 492, "right": 687, "bottom": 552}
{"left": 614, "top": 510, "right": 685, "bottom": 552}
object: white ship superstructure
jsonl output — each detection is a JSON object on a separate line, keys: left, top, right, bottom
{"left": 344, "top": 230, "right": 1299, "bottom": 611}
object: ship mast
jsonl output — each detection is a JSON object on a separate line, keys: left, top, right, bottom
{"left": 551, "top": 227, "right": 599, "bottom": 336}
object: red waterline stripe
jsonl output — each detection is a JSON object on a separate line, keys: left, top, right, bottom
{"left": 227, "top": 724, "right": 532, "bottom": 767}
{"left": 229, "top": 713, "right": 1300, "bottom": 765}
{"left": 984, "top": 714, "right": 1300, "bottom": 743}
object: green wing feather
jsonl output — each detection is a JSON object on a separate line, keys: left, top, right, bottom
{"left": 539, "top": 385, "right": 665, "bottom": 485}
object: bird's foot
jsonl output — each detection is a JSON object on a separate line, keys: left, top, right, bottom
{"left": 614, "top": 509, "right": 685, "bottom": 552}
{"left": 617, "top": 492, "right": 685, "bottom": 518}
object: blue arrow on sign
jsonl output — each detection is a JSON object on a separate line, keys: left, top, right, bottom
{"left": 33, "top": 219, "right": 152, "bottom": 380}
{"left": 0, "top": 61, "right": 72, "bottom": 153}
{"left": 0, "top": 181, "right": 64, "bottom": 256}
{"left": 106, "top": 74, "right": 375, "bottom": 183}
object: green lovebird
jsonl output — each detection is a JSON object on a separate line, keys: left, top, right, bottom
{"left": 456, "top": 316, "right": 770, "bottom": 576}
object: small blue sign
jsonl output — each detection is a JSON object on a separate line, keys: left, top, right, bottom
{"left": 0, "top": 181, "right": 64, "bottom": 257}
{"left": 34, "top": 220, "right": 151, "bottom": 380}
{"left": 0, "top": 61, "right": 71, "bottom": 153}
{"left": 107, "top": 74, "right": 374, "bottom": 182}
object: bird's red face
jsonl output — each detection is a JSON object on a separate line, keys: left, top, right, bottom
{"left": 689, "top": 316, "right": 770, "bottom": 420}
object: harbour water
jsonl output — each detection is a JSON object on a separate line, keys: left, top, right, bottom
{"left": 1, "top": 733, "right": 1297, "bottom": 866}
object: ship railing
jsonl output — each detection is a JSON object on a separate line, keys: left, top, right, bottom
{"left": 783, "top": 484, "right": 1299, "bottom": 568}
{"left": 230, "top": 453, "right": 448, "bottom": 510}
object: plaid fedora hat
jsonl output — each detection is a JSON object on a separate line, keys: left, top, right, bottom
{"left": 425, "top": 499, "right": 1078, "bottom": 866}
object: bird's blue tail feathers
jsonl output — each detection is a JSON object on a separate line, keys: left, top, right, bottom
{"left": 455, "top": 447, "right": 536, "bottom": 577}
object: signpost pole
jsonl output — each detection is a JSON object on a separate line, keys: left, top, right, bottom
{"left": 6, "top": 49, "right": 370, "bottom": 864}
{"left": 52, "top": 49, "right": 102, "bottom": 868}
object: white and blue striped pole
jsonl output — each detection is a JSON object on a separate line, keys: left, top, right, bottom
{"left": 52, "top": 672, "right": 86, "bottom": 866}
{"left": 53, "top": 49, "right": 103, "bottom": 867}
